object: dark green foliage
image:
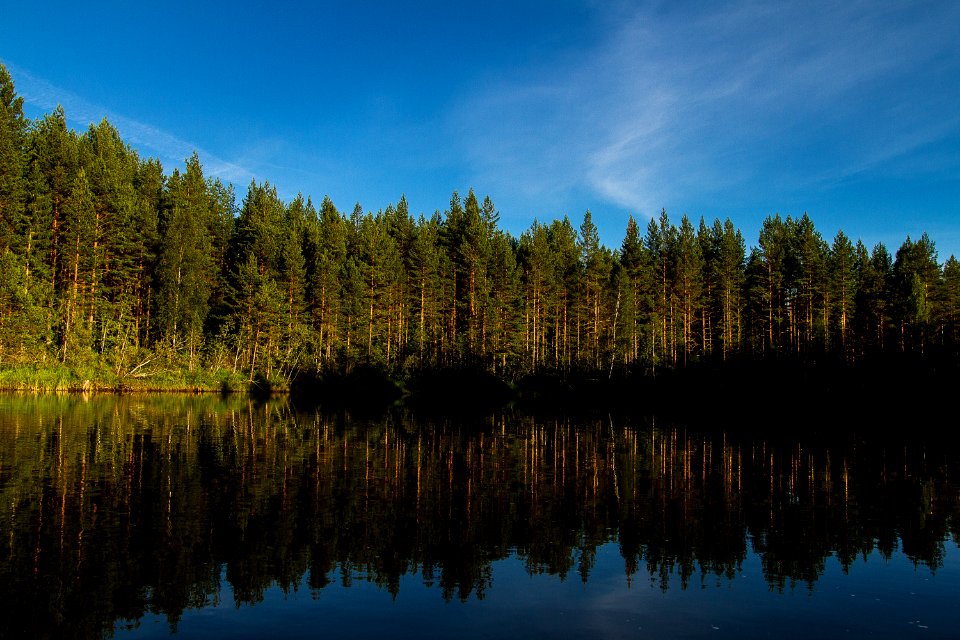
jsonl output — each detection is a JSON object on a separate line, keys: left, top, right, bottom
{"left": 829, "top": 230, "right": 856, "bottom": 356}
{"left": 0, "top": 64, "right": 27, "bottom": 253}
{"left": 0, "top": 60, "right": 956, "bottom": 390}
{"left": 156, "top": 155, "right": 215, "bottom": 365}
{"left": 941, "top": 255, "right": 960, "bottom": 353}
{"left": 892, "top": 234, "right": 940, "bottom": 354}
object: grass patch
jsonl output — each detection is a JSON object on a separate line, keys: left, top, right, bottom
{"left": 0, "top": 364, "right": 253, "bottom": 394}
{"left": 0, "top": 365, "right": 81, "bottom": 392}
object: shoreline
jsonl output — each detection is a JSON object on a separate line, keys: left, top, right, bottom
{"left": 2, "top": 356, "right": 957, "bottom": 411}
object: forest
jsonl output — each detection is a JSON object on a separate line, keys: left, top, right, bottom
{"left": 1, "top": 64, "right": 959, "bottom": 393}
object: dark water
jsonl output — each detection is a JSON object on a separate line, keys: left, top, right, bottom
{"left": 0, "top": 395, "right": 957, "bottom": 639}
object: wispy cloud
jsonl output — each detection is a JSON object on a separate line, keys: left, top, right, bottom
{"left": 454, "top": 1, "right": 960, "bottom": 220}
{"left": 7, "top": 62, "right": 256, "bottom": 185}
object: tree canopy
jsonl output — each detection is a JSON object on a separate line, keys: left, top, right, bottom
{"left": 0, "top": 63, "right": 957, "bottom": 388}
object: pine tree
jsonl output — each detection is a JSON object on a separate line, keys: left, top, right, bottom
{"left": 702, "top": 218, "right": 745, "bottom": 361}
{"left": 550, "top": 216, "right": 580, "bottom": 369}
{"left": 0, "top": 247, "right": 45, "bottom": 363}
{"left": 518, "top": 220, "right": 554, "bottom": 370}
{"left": 892, "top": 234, "right": 940, "bottom": 354}
{"left": 0, "top": 64, "right": 45, "bottom": 362}
{"left": 306, "top": 196, "right": 347, "bottom": 368}
{"left": 384, "top": 195, "right": 415, "bottom": 366}
{"left": 354, "top": 208, "right": 401, "bottom": 363}
{"left": 409, "top": 212, "right": 442, "bottom": 367}
{"left": 440, "top": 189, "right": 495, "bottom": 362}
{"left": 131, "top": 157, "right": 162, "bottom": 348}
{"left": 645, "top": 210, "right": 674, "bottom": 366}
{"left": 0, "top": 63, "right": 26, "bottom": 254}
{"left": 941, "top": 255, "right": 960, "bottom": 354}
{"left": 156, "top": 154, "right": 216, "bottom": 367}
{"left": 619, "top": 215, "right": 646, "bottom": 367}
{"left": 757, "top": 215, "right": 791, "bottom": 356}
{"left": 59, "top": 168, "right": 97, "bottom": 362}
{"left": 486, "top": 229, "right": 522, "bottom": 373}
{"left": 856, "top": 242, "right": 893, "bottom": 353}
{"left": 829, "top": 230, "right": 856, "bottom": 357}
{"left": 71, "top": 119, "right": 149, "bottom": 367}
{"left": 579, "top": 210, "right": 606, "bottom": 368}
{"left": 460, "top": 189, "right": 490, "bottom": 359}
{"left": 672, "top": 214, "right": 702, "bottom": 365}
{"left": 203, "top": 177, "right": 235, "bottom": 343}
{"left": 276, "top": 194, "right": 311, "bottom": 379}
{"left": 791, "top": 214, "right": 826, "bottom": 354}
{"left": 25, "top": 107, "right": 80, "bottom": 311}
{"left": 228, "top": 181, "right": 289, "bottom": 378}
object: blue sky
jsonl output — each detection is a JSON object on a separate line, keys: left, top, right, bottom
{"left": 2, "top": 0, "right": 958, "bottom": 259}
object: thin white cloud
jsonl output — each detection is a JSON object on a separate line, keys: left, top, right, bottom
{"left": 454, "top": 1, "right": 960, "bottom": 221}
{"left": 7, "top": 62, "right": 255, "bottom": 185}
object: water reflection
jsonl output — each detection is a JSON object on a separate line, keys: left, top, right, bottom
{"left": 0, "top": 395, "right": 957, "bottom": 637}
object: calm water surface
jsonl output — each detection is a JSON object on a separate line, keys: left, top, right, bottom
{"left": 0, "top": 395, "right": 957, "bottom": 638}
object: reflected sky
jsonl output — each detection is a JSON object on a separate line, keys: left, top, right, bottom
{"left": 121, "top": 543, "right": 960, "bottom": 639}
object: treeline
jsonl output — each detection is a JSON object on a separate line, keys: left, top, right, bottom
{"left": 1, "top": 65, "right": 958, "bottom": 388}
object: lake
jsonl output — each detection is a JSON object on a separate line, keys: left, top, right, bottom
{"left": 0, "top": 394, "right": 957, "bottom": 638}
